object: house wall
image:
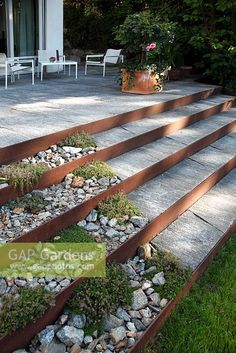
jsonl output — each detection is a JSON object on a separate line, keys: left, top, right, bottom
{"left": 45, "top": 0, "right": 63, "bottom": 70}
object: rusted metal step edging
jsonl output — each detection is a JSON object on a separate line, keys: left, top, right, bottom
{"left": 128, "top": 221, "right": 236, "bottom": 353}
{"left": 0, "top": 87, "right": 222, "bottom": 165}
{"left": 1, "top": 158, "right": 235, "bottom": 353}
{"left": 11, "top": 121, "right": 236, "bottom": 245}
{"left": 108, "top": 156, "right": 236, "bottom": 263}
{"left": 1, "top": 97, "right": 235, "bottom": 206}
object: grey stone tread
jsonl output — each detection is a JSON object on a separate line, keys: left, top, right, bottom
{"left": 128, "top": 134, "right": 235, "bottom": 220}
{"left": 93, "top": 95, "right": 234, "bottom": 148}
{"left": 107, "top": 110, "right": 235, "bottom": 179}
{"left": 0, "top": 78, "right": 220, "bottom": 148}
{"left": 151, "top": 168, "right": 236, "bottom": 269}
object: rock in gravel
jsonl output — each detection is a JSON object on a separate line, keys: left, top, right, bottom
{"left": 84, "top": 335, "right": 93, "bottom": 345}
{"left": 98, "top": 177, "right": 110, "bottom": 187}
{"left": 106, "top": 228, "right": 119, "bottom": 238}
{"left": 108, "top": 218, "right": 117, "bottom": 227}
{"left": 116, "top": 307, "right": 130, "bottom": 322}
{"left": 160, "top": 298, "right": 168, "bottom": 308}
{"left": 105, "top": 314, "right": 124, "bottom": 331}
{"left": 56, "top": 326, "right": 84, "bottom": 346}
{"left": 99, "top": 216, "right": 108, "bottom": 226}
{"left": 140, "top": 307, "right": 152, "bottom": 318}
{"left": 142, "top": 281, "right": 152, "bottom": 291}
{"left": 38, "top": 326, "right": 55, "bottom": 345}
{"left": 137, "top": 243, "right": 152, "bottom": 259}
{"left": 62, "top": 146, "right": 82, "bottom": 154}
{"left": 86, "top": 209, "right": 98, "bottom": 222}
{"left": 145, "top": 287, "right": 155, "bottom": 296}
{"left": 60, "top": 278, "right": 71, "bottom": 287}
{"left": 149, "top": 292, "right": 161, "bottom": 306}
{"left": 132, "top": 318, "right": 146, "bottom": 331}
{"left": 12, "top": 350, "right": 28, "bottom": 353}
{"left": 126, "top": 322, "right": 136, "bottom": 331}
{"left": 0, "top": 278, "right": 7, "bottom": 295}
{"left": 72, "top": 176, "right": 84, "bottom": 188}
{"left": 68, "top": 314, "right": 86, "bottom": 329}
{"left": 58, "top": 314, "right": 68, "bottom": 325}
{"left": 152, "top": 272, "right": 166, "bottom": 286}
{"left": 129, "top": 310, "right": 142, "bottom": 319}
{"left": 84, "top": 222, "right": 100, "bottom": 232}
{"left": 130, "top": 216, "right": 148, "bottom": 228}
{"left": 40, "top": 338, "right": 67, "bottom": 353}
{"left": 110, "top": 326, "right": 126, "bottom": 344}
{"left": 145, "top": 266, "right": 157, "bottom": 274}
{"left": 70, "top": 344, "right": 82, "bottom": 353}
{"left": 130, "top": 280, "right": 141, "bottom": 289}
{"left": 132, "top": 289, "right": 148, "bottom": 310}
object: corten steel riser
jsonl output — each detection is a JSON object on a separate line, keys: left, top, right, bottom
{"left": 1, "top": 97, "right": 235, "bottom": 206}
{"left": 128, "top": 222, "right": 236, "bottom": 353}
{"left": 0, "top": 164, "right": 235, "bottom": 353}
{"left": 9, "top": 122, "right": 236, "bottom": 244}
{"left": 0, "top": 87, "right": 222, "bottom": 165}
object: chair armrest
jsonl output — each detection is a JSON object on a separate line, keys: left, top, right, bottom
{"left": 59, "top": 55, "right": 66, "bottom": 62}
{"left": 86, "top": 54, "right": 104, "bottom": 61}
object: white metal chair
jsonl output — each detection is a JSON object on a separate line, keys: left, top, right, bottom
{"left": 0, "top": 53, "right": 35, "bottom": 89}
{"left": 85, "top": 49, "right": 123, "bottom": 77}
{"left": 37, "top": 50, "right": 65, "bottom": 77}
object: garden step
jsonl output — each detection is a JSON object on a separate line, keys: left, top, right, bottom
{"left": 107, "top": 108, "right": 236, "bottom": 179}
{"left": 151, "top": 168, "right": 236, "bottom": 269}
{"left": 93, "top": 94, "right": 235, "bottom": 148}
{"left": 127, "top": 132, "right": 235, "bottom": 220}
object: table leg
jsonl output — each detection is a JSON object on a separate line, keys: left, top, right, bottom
{"left": 41, "top": 64, "right": 43, "bottom": 81}
{"left": 69, "top": 64, "right": 71, "bottom": 76}
{"left": 75, "top": 63, "right": 78, "bottom": 79}
{"left": 32, "top": 64, "right": 35, "bottom": 85}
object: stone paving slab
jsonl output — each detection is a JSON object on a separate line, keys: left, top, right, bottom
{"left": 108, "top": 110, "right": 235, "bottom": 179}
{"left": 128, "top": 134, "right": 235, "bottom": 220}
{"left": 94, "top": 94, "right": 233, "bottom": 148}
{"left": 151, "top": 168, "right": 236, "bottom": 269}
{"left": 0, "top": 67, "right": 219, "bottom": 147}
{"left": 151, "top": 210, "right": 223, "bottom": 269}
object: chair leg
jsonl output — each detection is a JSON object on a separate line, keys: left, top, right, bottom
{"left": 5, "top": 66, "right": 7, "bottom": 89}
{"left": 103, "top": 64, "right": 105, "bottom": 77}
{"left": 85, "top": 63, "right": 87, "bottom": 75}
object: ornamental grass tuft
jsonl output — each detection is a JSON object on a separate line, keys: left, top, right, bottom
{"left": 58, "top": 131, "right": 97, "bottom": 149}
{"left": 0, "top": 162, "right": 49, "bottom": 192}
{"left": 67, "top": 264, "right": 132, "bottom": 326}
{"left": 74, "top": 160, "right": 116, "bottom": 180}
{"left": 0, "top": 286, "right": 54, "bottom": 337}
{"left": 97, "top": 192, "right": 141, "bottom": 221}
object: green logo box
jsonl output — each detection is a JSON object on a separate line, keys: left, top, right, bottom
{"left": 0, "top": 243, "right": 106, "bottom": 279}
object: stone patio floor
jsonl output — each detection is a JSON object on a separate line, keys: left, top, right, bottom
{"left": 0, "top": 66, "right": 217, "bottom": 148}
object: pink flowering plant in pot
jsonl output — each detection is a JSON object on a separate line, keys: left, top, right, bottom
{"left": 115, "top": 11, "right": 176, "bottom": 93}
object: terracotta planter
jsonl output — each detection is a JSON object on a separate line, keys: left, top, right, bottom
{"left": 121, "top": 69, "right": 162, "bottom": 95}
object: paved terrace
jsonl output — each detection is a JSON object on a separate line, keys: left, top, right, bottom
{"left": 0, "top": 67, "right": 217, "bottom": 147}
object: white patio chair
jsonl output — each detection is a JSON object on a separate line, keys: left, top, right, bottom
{"left": 85, "top": 49, "right": 123, "bottom": 77}
{"left": 37, "top": 50, "right": 66, "bottom": 77}
{"left": 0, "top": 53, "right": 34, "bottom": 89}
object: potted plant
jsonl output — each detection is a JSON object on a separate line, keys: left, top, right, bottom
{"left": 115, "top": 11, "right": 176, "bottom": 94}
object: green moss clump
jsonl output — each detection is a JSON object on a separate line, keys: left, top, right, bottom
{"left": 73, "top": 160, "right": 116, "bottom": 180}
{"left": 0, "top": 162, "right": 49, "bottom": 192}
{"left": 97, "top": 192, "right": 141, "bottom": 221}
{"left": 145, "top": 250, "right": 191, "bottom": 299}
{"left": 0, "top": 286, "right": 54, "bottom": 338}
{"left": 58, "top": 131, "right": 97, "bottom": 149}
{"left": 7, "top": 194, "right": 49, "bottom": 213}
{"left": 67, "top": 264, "right": 132, "bottom": 326}
{"left": 51, "top": 224, "right": 95, "bottom": 243}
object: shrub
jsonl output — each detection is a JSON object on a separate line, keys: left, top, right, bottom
{"left": 58, "top": 131, "right": 97, "bottom": 149}
{"left": 73, "top": 160, "right": 116, "bottom": 180}
{"left": 67, "top": 264, "right": 132, "bottom": 326}
{"left": 7, "top": 194, "right": 49, "bottom": 213}
{"left": 0, "top": 286, "right": 54, "bottom": 337}
{"left": 97, "top": 192, "right": 141, "bottom": 221}
{"left": 146, "top": 250, "right": 191, "bottom": 299}
{"left": 0, "top": 162, "right": 49, "bottom": 192}
{"left": 52, "top": 224, "right": 95, "bottom": 243}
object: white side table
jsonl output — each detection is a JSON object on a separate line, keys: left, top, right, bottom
{"left": 39, "top": 60, "right": 78, "bottom": 80}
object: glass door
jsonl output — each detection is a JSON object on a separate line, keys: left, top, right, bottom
{"left": 0, "top": 0, "right": 7, "bottom": 54}
{"left": 13, "top": 0, "right": 39, "bottom": 56}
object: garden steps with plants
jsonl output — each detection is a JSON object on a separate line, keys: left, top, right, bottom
{"left": 0, "top": 86, "right": 223, "bottom": 165}
{"left": 106, "top": 108, "right": 236, "bottom": 178}
{"left": 0, "top": 94, "right": 235, "bottom": 206}
{"left": 1, "top": 115, "right": 236, "bottom": 351}
{"left": 1, "top": 111, "right": 235, "bottom": 245}
{"left": 151, "top": 167, "right": 236, "bottom": 270}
